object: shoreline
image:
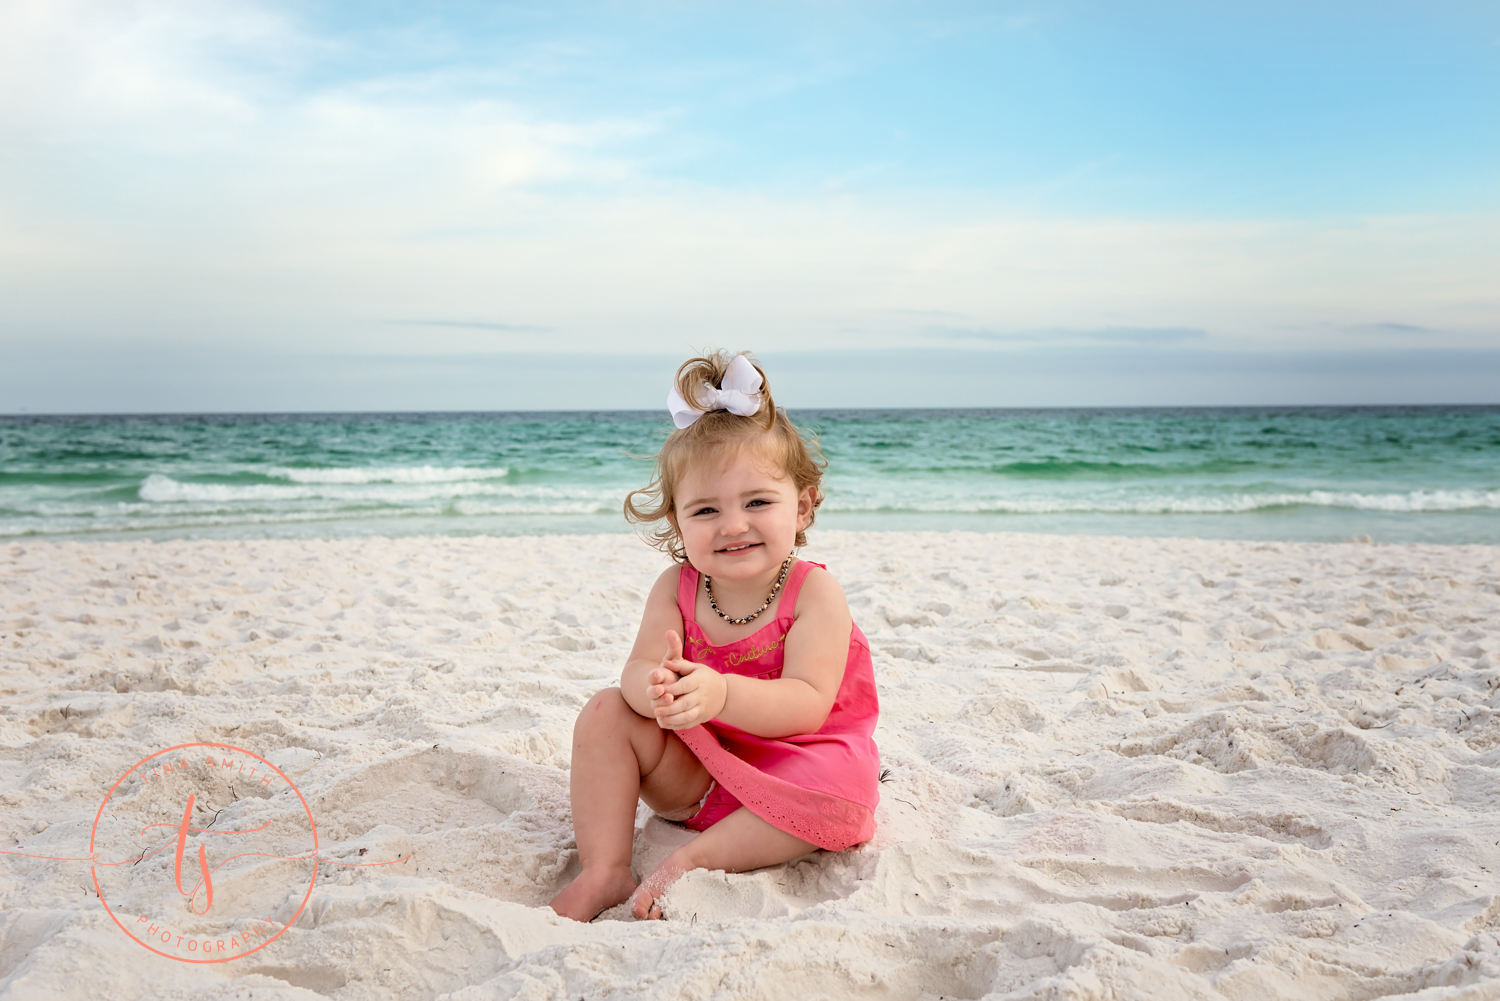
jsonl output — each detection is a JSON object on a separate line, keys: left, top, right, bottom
{"left": 3, "top": 532, "right": 1499, "bottom": 998}
{"left": 9, "top": 515, "right": 1500, "bottom": 548}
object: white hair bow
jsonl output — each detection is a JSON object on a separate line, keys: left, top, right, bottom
{"left": 667, "top": 354, "right": 764, "bottom": 429}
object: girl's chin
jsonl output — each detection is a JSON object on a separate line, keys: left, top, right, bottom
{"left": 706, "top": 555, "right": 765, "bottom": 571}
{"left": 692, "top": 545, "right": 783, "bottom": 573}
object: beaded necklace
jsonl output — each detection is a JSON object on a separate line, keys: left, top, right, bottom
{"left": 704, "top": 554, "right": 795, "bottom": 625}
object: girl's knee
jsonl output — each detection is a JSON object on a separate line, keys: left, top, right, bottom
{"left": 577, "top": 687, "right": 632, "bottom": 732}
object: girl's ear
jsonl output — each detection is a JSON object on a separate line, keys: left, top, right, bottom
{"left": 796, "top": 486, "right": 816, "bottom": 530}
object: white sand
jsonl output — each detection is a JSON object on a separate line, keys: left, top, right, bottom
{"left": 2, "top": 531, "right": 1500, "bottom": 1000}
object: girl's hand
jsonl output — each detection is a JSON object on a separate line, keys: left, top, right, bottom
{"left": 646, "top": 663, "right": 680, "bottom": 716}
{"left": 646, "top": 629, "right": 687, "bottom": 711}
{"left": 653, "top": 630, "right": 727, "bottom": 731}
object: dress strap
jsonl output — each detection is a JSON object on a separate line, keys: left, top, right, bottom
{"left": 677, "top": 563, "right": 700, "bottom": 626}
{"left": 680, "top": 559, "right": 819, "bottom": 626}
{"left": 775, "top": 559, "right": 820, "bottom": 621}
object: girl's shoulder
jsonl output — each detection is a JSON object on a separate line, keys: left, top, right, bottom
{"left": 792, "top": 560, "right": 849, "bottom": 617}
{"left": 646, "top": 564, "right": 688, "bottom": 604}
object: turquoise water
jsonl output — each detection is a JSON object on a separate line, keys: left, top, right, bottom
{"left": 1, "top": 407, "right": 1497, "bottom": 543}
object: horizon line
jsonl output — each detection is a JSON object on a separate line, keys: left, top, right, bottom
{"left": 5, "top": 402, "right": 1499, "bottom": 419}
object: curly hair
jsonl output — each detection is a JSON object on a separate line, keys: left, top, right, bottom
{"left": 624, "top": 351, "right": 826, "bottom": 564}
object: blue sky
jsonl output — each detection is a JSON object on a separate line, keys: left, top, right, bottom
{"left": 1, "top": 1, "right": 1498, "bottom": 410}
{"left": 320, "top": 1, "right": 1495, "bottom": 215}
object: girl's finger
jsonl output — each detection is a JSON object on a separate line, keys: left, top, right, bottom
{"left": 657, "top": 698, "right": 695, "bottom": 721}
{"left": 663, "top": 629, "right": 684, "bottom": 663}
{"left": 659, "top": 711, "right": 695, "bottom": 730}
{"left": 656, "top": 709, "right": 689, "bottom": 729}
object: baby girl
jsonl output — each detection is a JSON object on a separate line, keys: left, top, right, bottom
{"left": 549, "top": 351, "right": 880, "bottom": 921}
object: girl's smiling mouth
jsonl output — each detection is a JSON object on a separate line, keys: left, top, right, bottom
{"left": 717, "top": 542, "right": 762, "bottom": 554}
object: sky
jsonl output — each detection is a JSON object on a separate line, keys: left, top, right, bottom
{"left": 1, "top": 0, "right": 1498, "bottom": 411}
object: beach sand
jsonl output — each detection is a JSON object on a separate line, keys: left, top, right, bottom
{"left": 3, "top": 531, "right": 1500, "bottom": 1000}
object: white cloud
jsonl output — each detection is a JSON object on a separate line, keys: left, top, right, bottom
{"left": 0, "top": 0, "right": 284, "bottom": 137}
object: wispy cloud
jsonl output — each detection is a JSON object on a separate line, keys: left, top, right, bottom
{"left": 926, "top": 326, "right": 1208, "bottom": 344}
{"left": 882, "top": 308, "right": 971, "bottom": 319}
{"left": 1348, "top": 322, "right": 1435, "bottom": 335}
{"left": 395, "top": 320, "right": 552, "bottom": 333}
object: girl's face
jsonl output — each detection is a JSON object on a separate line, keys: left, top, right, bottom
{"left": 672, "top": 446, "right": 815, "bottom": 581}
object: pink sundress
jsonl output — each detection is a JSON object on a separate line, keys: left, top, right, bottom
{"left": 673, "top": 559, "right": 880, "bottom": 851}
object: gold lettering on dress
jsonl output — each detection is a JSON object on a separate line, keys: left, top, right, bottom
{"left": 724, "top": 634, "right": 785, "bottom": 667}
{"left": 689, "top": 632, "right": 788, "bottom": 669}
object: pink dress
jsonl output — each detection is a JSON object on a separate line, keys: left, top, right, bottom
{"left": 673, "top": 559, "right": 880, "bottom": 851}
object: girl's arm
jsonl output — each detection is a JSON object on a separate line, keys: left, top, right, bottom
{"left": 654, "top": 568, "right": 851, "bottom": 739}
{"left": 617, "top": 567, "right": 687, "bottom": 718}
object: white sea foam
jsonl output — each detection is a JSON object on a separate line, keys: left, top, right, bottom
{"left": 1300, "top": 489, "right": 1500, "bottom": 512}
{"left": 268, "top": 465, "right": 508, "bottom": 484}
{"left": 137, "top": 474, "right": 616, "bottom": 508}
{"left": 8, "top": 475, "right": 1485, "bottom": 540}
{"left": 139, "top": 473, "right": 1500, "bottom": 517}
{"left": 823, "top": 488, "right": 1500, "bottom": 515}
{"left": 139, "top": 475, "right": 316, "bottom": 503}
{"left": 452, "top": 499, "right": 616, "bottom": 516}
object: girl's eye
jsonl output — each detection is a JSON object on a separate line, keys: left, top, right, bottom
{"left": 747, "top": 499, "right": 769, "bottom": 508}
{"left": 693, "top": 507, "right": 717, "bottom": 516}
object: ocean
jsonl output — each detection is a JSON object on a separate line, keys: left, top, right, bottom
{"left": 2, "top": 407, "right": 1497, "bottom": 544}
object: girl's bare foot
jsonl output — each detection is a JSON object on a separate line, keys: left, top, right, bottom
{"left": 629, "top": 883, "right": 664, "bottom": 920}
{"left": 629, "top": 860, "right": 685, "bottom": 920}
{"left": 630, "top": 888, "right": 660, "bottom": 918}
{"left": 549, "top": 865, "right": 638, "bottom": 922}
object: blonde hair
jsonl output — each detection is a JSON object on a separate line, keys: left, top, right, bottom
{"left": 624, "top": 351, "right": 826, "bottom": 564}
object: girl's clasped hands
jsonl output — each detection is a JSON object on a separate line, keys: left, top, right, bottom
{"left": 647, "top": 630, "right": 726, "bottom": 731}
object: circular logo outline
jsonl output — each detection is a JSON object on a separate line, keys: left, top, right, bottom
{"left": 90, "top": 741, "right": 320, "bottom": 964}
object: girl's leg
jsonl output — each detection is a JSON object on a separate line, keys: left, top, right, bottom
{"left": 629, "top": 807, "right": 816, "bottom": 920}
{"left": 549, "top": 687, "right": 711, "bottom": 921}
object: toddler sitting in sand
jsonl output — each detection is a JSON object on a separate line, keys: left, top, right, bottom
{"left": 549, "top": 351, "right": 881, "bottom": 921}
